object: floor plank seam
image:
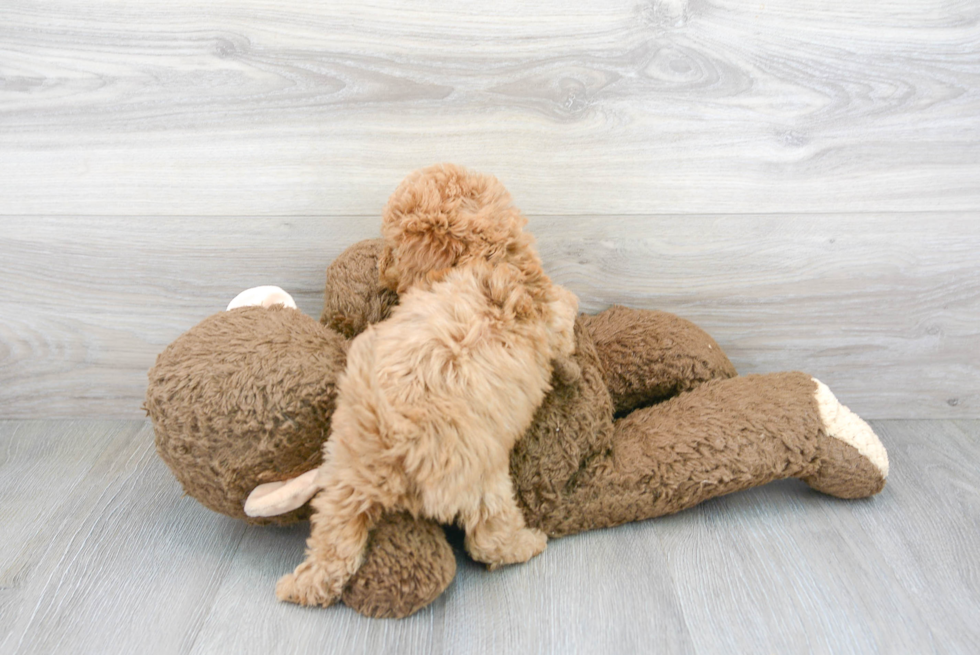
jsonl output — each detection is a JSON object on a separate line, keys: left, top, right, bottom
{"left": 181, "top": 524, "right": 250, "bottom": 655}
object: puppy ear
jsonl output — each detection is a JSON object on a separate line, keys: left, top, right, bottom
{"left": 486, "top": 263, "right": 535, "bottom": 318}
{"left": 508, "top": 288, "right": 535, "bottom": 319}
{"left": 424, "top": 267, "right": 452, "bottom": 287}
{"left": 378, "top": 244, "right": 399, "bottom": 291}
{"left": 389, "top": 232, "right": 464, "bottom": 293}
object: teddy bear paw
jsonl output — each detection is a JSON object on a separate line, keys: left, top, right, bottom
{"left": 804, "top": 378, "right": 889, "bottom": 498}
{"left": 276, "top": 561, "right": 343, "bottom": 608}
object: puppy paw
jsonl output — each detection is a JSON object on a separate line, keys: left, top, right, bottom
{"left": 482, "top": 528, "right": 548, "bottom": 571}
{"left": 552, "top": 355, "right": 582, "bottom": 386}
{"left": 276, "top": 561, "right": 342, "bottom": 608}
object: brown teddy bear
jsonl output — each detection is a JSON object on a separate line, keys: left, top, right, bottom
{"left": 145, "top": 168, "right": 888, "bottom": 619}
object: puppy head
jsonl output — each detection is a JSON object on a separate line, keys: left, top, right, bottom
{"left": 380, "top": 163, "right": 534, "bottom": 293}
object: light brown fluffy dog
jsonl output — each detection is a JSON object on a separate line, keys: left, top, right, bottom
{"left": 276, "top": 165, "right": 578, "bottom": 607}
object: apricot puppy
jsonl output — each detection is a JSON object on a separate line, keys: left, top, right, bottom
{"left": 277, "top": 260, "right": 577, "bottom": 607}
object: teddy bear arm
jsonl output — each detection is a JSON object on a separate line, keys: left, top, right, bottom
{"left": 580, "top": 306, "right": 738, "bottom": 415}
{"left": 320, "top": 239, "right": 399, "bottom": 339}
{"left": 534, "top": 371, "right": 887, "bottom": 538}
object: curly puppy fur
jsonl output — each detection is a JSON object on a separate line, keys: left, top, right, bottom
{"left": 277, "top": 166, "right": 578, "bottom": 607}
{"left": 378, "top": 163, "right": 545, "bottom": 296}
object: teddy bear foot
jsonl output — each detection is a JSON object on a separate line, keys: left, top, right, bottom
{"left": 802, "top": 378, "right": 889, "bottom": 499}
{"left": 276, "top": 561, "right": 344, "bottom": 608}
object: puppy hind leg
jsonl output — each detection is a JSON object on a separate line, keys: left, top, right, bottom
{"left": 462, "top": 466, "right": 547, "bottom": 570}
{"left": 276, "top": 479, "right": 381, "bottom": 607}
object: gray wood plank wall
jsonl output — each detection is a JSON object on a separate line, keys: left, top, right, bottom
{"left": 1, "top": 0, "right": 978, "bottom": 419}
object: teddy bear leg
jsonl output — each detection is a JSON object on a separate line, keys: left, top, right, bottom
{"left": 539, "top": 372, "right": 887, "bottom": 537}
{"left": 580, "top": 306, "right": 737, "bottom": 415}
{"left": 276, "top": 479, "right": 381, "bottom": 608}
{"left": 341, "top": 513, "right": 457, "bottom": 619}
{"left": 802, "top": 379, "right": 888, "bottom": 498}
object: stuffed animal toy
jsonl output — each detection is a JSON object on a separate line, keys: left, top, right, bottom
{"left": 145, "top": 166, "right": 889, "bottom": 619}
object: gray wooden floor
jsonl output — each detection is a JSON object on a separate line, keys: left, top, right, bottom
{"left": 2, "top": 419, "right": 978, "bottom": 655}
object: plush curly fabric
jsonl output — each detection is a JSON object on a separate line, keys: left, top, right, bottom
{"left": 538, "top": 370, "right": 824, "bottom": 535}
{"left": 321, "top": 239, "right": 398, "bottom": 339}
{"left": 509, "top": 318, "right": 616, "bottom": 532}
{"left": 341, "top": 512, "right": 457, "bottom": 619}
{"left": 581, "top": 306, "right": 738, "bottom": 415}
{"left": 145, "top": 306, "right": 346, "bottom": 525}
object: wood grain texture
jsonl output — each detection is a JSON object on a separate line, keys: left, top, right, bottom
{"left": 2, "top": 419, "right": 978, "bottom": 654}
{"left": 0, "top": 420, "right": 131, "bottom": 616}
{"left": 441, "top": 527, "right": 694, "bottom": 654}
{"left": 660, "top": 416, "right": 980, "bottom": 654}
{"left": 849, "top": 420, "right": 980, "bottom": 653}
{"left": 190, "top": 525, "right": 449, "bottom": 655}
{"left": 2, "top": 215, "right": 977, "bottom": 419}
{"left": 0, "top": 421, "right": 248, "bottom": 655}
{"left": 1, "top": 0, "right": 978, "bottom": 215}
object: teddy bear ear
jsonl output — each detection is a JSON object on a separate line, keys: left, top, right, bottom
{"left": 226, "top": 286, "right": 297, "bottom": 310}
{"left": 243, "top": 469, "right": 320, "bottom": 517}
